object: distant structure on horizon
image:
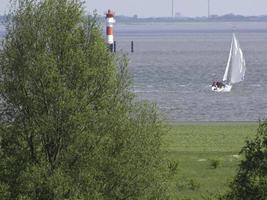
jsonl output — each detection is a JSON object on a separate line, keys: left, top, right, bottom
{"left": 172, "top": 0, "right": 174, "bottom": 18}
{"left": 208, "top": 0, "right": 210, "bottom": 18}
{"left": 175, "top": 12, "right": 181, "bottom": 18}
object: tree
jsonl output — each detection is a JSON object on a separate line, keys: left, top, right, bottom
{"left": 222, "top": 120, "right": 267, "bottom": 200}
{"left": 0, "top": 0, "right": 168, "bottom": 199}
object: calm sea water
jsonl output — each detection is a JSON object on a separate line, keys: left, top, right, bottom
{"left": 114, "top": 22, "right": 267, "bottom": 122}
{"left": 1, "top": 22, "right": 267, "bottom": 122}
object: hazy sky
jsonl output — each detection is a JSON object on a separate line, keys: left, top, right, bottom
{"left": 0, "top": 0, "right": 267, "bottom": 17}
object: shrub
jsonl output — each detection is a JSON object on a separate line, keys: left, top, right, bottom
{"left": 222, "top": 120, "right": 267, "bottom": 199}
{"left": 209, "top": 159, "right": 220, "bottom": 169}
{"left": 167, "top": 160, "right": 179, "bottom": 175}
{"left": 176, "top": 178, "right": 200, "bottom": 191}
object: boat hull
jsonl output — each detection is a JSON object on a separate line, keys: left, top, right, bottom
{"left": 211, "top": 84, "right": 232, "bottom": 92}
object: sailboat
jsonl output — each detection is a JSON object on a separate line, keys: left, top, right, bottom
{"left": 212, "top": 33, "right": 246, "bottom": 92}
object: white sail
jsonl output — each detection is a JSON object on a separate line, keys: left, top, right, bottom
{"left": 212, "top": 33, "right": 245, "bottom": 92}
{"left": 230, "top": 34, "right": 246, "bottom": 84}
{"left": 223, "top": 36, "right": 233, "bottom": 81}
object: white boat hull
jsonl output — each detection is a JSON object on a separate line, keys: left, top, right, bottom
{"left": 211, "top": 84, "right": 232, "bottom": 92}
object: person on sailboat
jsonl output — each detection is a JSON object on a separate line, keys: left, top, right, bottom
{"left": 212, "top": 81, "right": 225, "bottom": 89}
{"left": 216, "top": 81, "right": 225, "bottom": 88}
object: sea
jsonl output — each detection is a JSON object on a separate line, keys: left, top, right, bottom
{"left": 1, "top": 22, "right": 267, "bottom": 122}
{"left": 114, "top": 22, "right": 267, "bottom": 122}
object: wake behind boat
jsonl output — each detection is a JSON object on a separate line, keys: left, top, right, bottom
{"left": 212, "top": 33, "right": 246, "bottom": 92}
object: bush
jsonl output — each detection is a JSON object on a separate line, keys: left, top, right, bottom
{"left": 209, "top": 159, "right": 220, "bottom": 169}
{"left": 167, "top": 160, "right": 179, "bottom": 175}
{"left": 176, "top": 178, "right": 200, "bottom": 191}
{"left": 222, "top": 120, "right": 267, "bottom": 199}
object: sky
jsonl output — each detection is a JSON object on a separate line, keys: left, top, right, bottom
{"left": 0, "top": 0, "right": 267, "bottom": 17}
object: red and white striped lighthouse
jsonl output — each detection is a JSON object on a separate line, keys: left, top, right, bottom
{"left": 105, "top": 9, "right": 115, "bottom": 51}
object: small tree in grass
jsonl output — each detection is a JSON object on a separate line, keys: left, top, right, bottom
{"left": 222, "top": 120, "right": 267, "bottom": 200}
{"left": 0, "top": 0, "right": 168, "bottom": 199}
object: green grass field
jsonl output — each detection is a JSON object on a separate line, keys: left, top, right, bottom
{"left": 163, "top": 123, "right": 258, "bottom": 200}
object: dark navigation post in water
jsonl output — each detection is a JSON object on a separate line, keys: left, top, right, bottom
{"left": 131, "top": 41, "right": 134, "bottom": 53}
{"left": 113, "top": 41, "right": 117, "bottom": 52}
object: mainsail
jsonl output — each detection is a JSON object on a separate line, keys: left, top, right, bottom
{"left": 223, "top": 36, "right": 233, "bottom": 82}
{"left": 222, "top": 34, "right": 246, "bottom": 84}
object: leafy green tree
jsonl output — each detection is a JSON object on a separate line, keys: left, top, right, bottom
{"left": 0, "top": 0, "right": 168, "bottom": 199}
{"left": 222, "top": 120, "right": 267, "bottom": 200}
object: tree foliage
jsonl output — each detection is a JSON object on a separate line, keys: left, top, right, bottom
{"left": 222, "top": 120, "right": 267, "bottom": 200}
{"left": 0, "top": 0, "right": 168, "bottom": 199}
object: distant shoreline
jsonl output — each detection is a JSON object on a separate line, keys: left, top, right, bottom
{"left": 104, "top": 14, "right": 267, "bottom": 23}
{"left": 167, "top": 121, "right": 258, "bottom": 125}
{"left": 114, "top": 19, "right": 267, "bottom": 23}
{"left": 2, "top": 14, "right": 267, "bottom": 24}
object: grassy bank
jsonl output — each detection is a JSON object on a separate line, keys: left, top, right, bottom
{"left": 163, "top": 123, "right": 258, "bottom": 199}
